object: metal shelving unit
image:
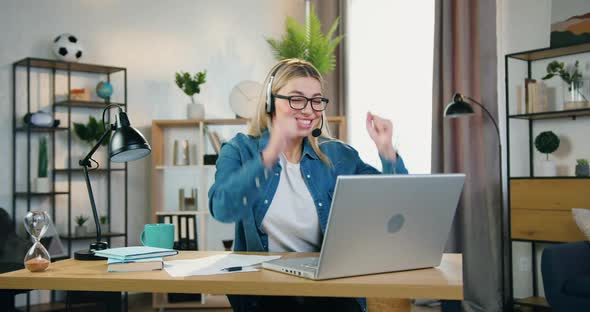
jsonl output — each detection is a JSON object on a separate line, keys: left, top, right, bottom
{"left": 12, "top": 57, "right": 129, "bottom": 253}
{"left": 505, "top": 43, "right": 590, "bottom": 310}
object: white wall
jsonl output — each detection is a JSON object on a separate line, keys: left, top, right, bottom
{"left": 346, "top": 0, "right": 434, "bottom": 173}
{"left": 0, "top": 0, "right": 303, "bottom": 306}
{"left": 498, "top": 0, "right": 590, "bottom": 299}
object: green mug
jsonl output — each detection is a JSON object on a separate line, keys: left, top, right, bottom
{"left": 140, "top": 223, "right": 175, "bottom": 249}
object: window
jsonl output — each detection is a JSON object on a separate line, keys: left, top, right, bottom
{"left": 346, "top": 0, "right": 435, "bottom": 173}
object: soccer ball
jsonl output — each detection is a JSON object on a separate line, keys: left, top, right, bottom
{"left": 52, "top": 33, "right": 83, "bottom": 62}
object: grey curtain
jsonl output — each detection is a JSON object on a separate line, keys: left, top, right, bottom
{"left": 312, "top": 0, "right": 346, "bottom": 138}
{"left": 432, "top": 0, "right": 506, "bottom": 311}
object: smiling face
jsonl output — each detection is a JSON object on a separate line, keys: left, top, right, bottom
{"left": 272, "top": 76, "right": 323, "bottom": 139}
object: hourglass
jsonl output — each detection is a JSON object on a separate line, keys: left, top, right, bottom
{"left": 23, "top": 211, "right": 51, "bottom": 272}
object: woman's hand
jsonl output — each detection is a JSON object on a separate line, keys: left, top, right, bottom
{"left": 262, "top": 118, "right": 298, "bottom": 168}
{"left": 366, "top": 112, "right": 396, "bottom": 161}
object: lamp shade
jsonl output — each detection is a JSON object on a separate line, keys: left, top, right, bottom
{"left": 443, "top": 93, "right": 475, "bottom": 118}
{"left": 109, "top": 112, "right": 151, "bottom": 163}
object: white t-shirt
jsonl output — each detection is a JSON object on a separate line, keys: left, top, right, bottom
{"left": 261, "top": 154, "right": 322, "bottom": 252}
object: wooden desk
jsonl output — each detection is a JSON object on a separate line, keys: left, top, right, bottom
{"left": 0, "top": 251, "right": 462, "bottom": 312}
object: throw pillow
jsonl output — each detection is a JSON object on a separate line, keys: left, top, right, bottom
{"left": 572, "top": 208, "right": 590, "bottom": 241}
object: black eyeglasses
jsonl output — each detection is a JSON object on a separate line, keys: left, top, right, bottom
{"left": 274, "top": 94, "right": 329, "bottom": 112}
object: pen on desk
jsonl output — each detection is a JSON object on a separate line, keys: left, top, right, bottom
{"left": 221, "top": 264, "right": 260, "bottom": 272}
{"left": 222, "top": 266, "right": 245, "bottom": 272}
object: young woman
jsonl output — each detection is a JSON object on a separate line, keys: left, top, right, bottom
{"left": 208, "top": 58, "right": 408, "bottom": 312}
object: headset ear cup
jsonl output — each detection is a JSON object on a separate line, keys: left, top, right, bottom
{"left": 266, "top": 63, "right": 284, "bottom": 114}
{"left": 269, "top": 96, "right": 274, "bottom": 113}
{"left": 265, "top": 77, "right": 273, "bottom": 113}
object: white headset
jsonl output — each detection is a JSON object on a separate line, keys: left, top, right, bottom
{"left": 265, "top": 63, "right": 285, "bottom": 114}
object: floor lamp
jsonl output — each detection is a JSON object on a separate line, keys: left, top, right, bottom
{"left": 443, "top": 93, "right": 509, "bottom": 308}
{"left": 74, "top": 104, "right": 151, "bottom": 260}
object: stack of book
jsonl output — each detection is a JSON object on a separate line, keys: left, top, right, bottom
{"left": 107, "top": 257, "right": 164, "bottom": 272}
{"left": 93, "top": 246, "right": 178, "bottom": 272}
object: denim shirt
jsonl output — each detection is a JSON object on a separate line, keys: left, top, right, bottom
{"left": 208, "top": 130, "right": 408, "bottom": 251}
{"left": 208, "top": 130, "right": 408, "bottom": 311}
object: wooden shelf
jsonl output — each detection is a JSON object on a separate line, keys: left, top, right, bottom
{"left": 54, "top": 100, "right": 126, "bottom": 109}
{"left": 507, "top": 42, "right": 590, "bottom": 61}
{"left": 508, "top": 107, "right": 590, "bottom": 120}
{"left": 514, "top": 296, "right": 550, "bottom": 308}
{"left": 510, "top": 176, "right": 590, "bottom": 180}
{"left": 151, "top": 117, "right": 249, "bottom": 128}
{"left": 153, "top": 116, "right": 345, "bottom": 127}
{"left": 14, "top": 57, "right": 125, "bottom": 74}
{"left": 205, "top": 118, "right": 250, "bottom": 125}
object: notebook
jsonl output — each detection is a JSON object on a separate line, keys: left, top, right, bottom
{"left": 93, "top": 246, "right": 178, "bottom": 261}
{"left": 107, "top": 257, "right": 163, "bottom": 272}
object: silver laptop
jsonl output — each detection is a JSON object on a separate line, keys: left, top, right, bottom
{"left": 262, "top": 174, "right": 465, "bottom": 280}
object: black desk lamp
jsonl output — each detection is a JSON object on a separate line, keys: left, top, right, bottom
{"left": 74, "top": 104, "right": 151, "bottom": 260}
{"left": 443, "top": 92, "right": 508, "bottom": 304}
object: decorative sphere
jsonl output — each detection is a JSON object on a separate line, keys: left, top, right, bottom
{"left": 96, "top": 81, "right": 113, "bottom": 99}
{"left": 52, "top": 33, "right": 83, "bottom": 62}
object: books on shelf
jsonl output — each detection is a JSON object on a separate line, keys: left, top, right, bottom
{"left": 207, "top": 131, "right": 222, "bottom": 154}
{"left": 93, "top": 246, "right": 178, "bottom": 261}
{"left": 524, "top": 79, "right": 549, "bottom": 113}
{"left": 107, "top": 257, "right": 163, "bottom": 272}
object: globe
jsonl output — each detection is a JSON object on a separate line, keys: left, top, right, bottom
{"left": 96, "top": 81, "right": 113, "bottom": 99}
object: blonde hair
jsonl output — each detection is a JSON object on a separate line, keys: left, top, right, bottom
{"left": 248, "top": 58, "right": 332, "bottom": 166}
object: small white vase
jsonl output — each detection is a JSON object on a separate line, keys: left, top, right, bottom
{"left": 537, "top": 159, "right": 557, "bottom": 177}
{"left": 187, "top": 101, "right": 205, "bottom": 119}
{"left": 75, "top": 226, "right": 87, "bottom": 237}
{"left": 35, "top": 177, "right": 50, "bottom": 193}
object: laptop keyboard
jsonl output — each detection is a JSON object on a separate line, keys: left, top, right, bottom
{"left": 299, "top": 258, "right": 319, "bottom": 269}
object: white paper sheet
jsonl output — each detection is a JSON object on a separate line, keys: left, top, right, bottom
{"left": 164, "top": 254, "right": 281, "bottom": 277}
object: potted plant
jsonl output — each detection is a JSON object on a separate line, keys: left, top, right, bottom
{"left": 74, "top": 214, "right": 89, "bottom": 236}
{"left": 576, "top": 159, "right": 590, "bottom": 177}
{"left": 99, "top": 215, "right": 110, "bottom": 233}
{"left": 266, "top": 4, "right": 344, "bottom": 75}
{"left": 35, "top": 136, "right": 50, "bottom": 192}
{"left": 73, "top": 116, "right": 109, "bottom": 147}
{"left": 542, "top": 60, "right": 589, "bottom": 109}
{"left": 534, "top": 131, "right": 560, "bottom": 176}
{"left": 72, "top": 116, "right": 108, "bottom": 166}
{"left": 175, "top": 70, "right": 207, "bottom": 119}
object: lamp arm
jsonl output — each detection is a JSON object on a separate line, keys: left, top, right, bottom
{"left": 82, "top": 164, "right": 103, "bottom": 243}
{"left": 465, "top": 96, "right": 501, "bottom": 142}
{"left": 79, "top": 124, "right": 115, "bottom": 248}
{"left": 79, "top": 124, "right": 116, "bottom": 166}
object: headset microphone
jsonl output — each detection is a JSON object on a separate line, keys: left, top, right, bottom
{"left": 312, "top": 114, "right": 323, "bottom": 138}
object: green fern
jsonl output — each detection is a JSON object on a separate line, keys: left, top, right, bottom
{"left": 266, "top": 5, "right": 343, "bottom": 74}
